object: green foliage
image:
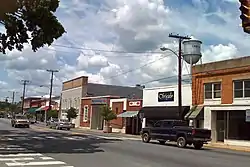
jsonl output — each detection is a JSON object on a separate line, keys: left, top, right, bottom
{"left": 0, "top": 102, "right": 19, "bottom": 114}
{"left": 66, "top": 107, "right": 77, "bottom": 121}
{"left": 100, "top": 105, "right": 117, "bottom": 123}
{"left": 0, "top": 0, "right": 65, "bottom": 54}
{"left": 47, "top": 109, "right": 58, "bottom": 118}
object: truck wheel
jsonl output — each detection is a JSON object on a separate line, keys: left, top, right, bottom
{"left": 193, "top": 142, "right": 203, "bottom": 149}
{"left": 142, "top": 133, "right": 151, "bottom": 143}
{"left": 177, "top": 136, "right": 187, "bottom": 148}
{"left": 158, "top": 140, "right": 166, "bottom": 145}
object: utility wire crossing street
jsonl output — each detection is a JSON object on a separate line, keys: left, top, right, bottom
{"left": 0, "top": 145, "right": 74, "bottom": 167}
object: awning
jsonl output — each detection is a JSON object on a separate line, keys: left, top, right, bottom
{"left": 35, "top": 106, "right": 50, "bottom": 112}
{"left": 117, "top": 111, "right": 139, "bottom": 118}
{"left": 185, "top": 105, "right": 204, "bottom": 120}
{"left": 27, "top": 107, "right": 39, "bottom": 113}
{"left": 139, "top": 106, "right": 190, "bottom": 120}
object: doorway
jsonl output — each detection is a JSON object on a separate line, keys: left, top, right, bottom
{"left": 216, "top": 111, "right": 226, "bottom": 142}
{"left": 90, "top": 105, "right": 103, "bottom": 130}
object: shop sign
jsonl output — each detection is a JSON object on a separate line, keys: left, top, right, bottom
{"left": 92, "top": 98, "right": 107, "bottom": 104}
{"left": 246, "top": 109, "right": 250, "bottom": 122}
{"left": 129, "top": 101, "right": 141, "bottom": 107}
{"left": 158, "top": 91, "right": 174, "bottom": 102}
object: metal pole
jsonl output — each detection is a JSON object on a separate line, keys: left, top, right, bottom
{"left": 178, "top": 38, "right": 182, "bottom": 118}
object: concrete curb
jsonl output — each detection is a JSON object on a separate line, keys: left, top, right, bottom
{"left": 204, "top": 144, "right": 250, "bottom": 152}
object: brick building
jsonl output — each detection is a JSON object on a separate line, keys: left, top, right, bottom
{"left": 110, "top": 98, "right": 142, "bottom": 134}
{"left": 61, "top": 76, "right": 143, "bottom": 128}
{"left": 191, "top": 56, "right": 250, "bottom": 146}
{"left": 80, "top": 96, "right": 142, "bottom": 134}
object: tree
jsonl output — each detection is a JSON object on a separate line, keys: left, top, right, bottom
{"left": 100, "top": 105, "right": 117, "bottom": 127}
{"left": 0, "top": 0, "right": 65, "bottom": 54}
{"left": 47, "top": 110, "right": 58, "bottom": 119}
{"left": 66, "top": 107, "right": 77, "bottom": 121}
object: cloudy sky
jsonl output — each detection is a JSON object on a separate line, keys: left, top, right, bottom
{"left": 0, "top": 0, "right": 247, "bottom": 102}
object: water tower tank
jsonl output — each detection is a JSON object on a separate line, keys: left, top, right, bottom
{"left": 182, "top": 39, "right": 202, "bottom": 64}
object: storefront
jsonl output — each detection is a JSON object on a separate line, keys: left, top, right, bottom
{"left": 110, "top": 98, "right": 142, "bottom": 134}
{"left": 141, "top": 84, "right": 193, "bottom": 128}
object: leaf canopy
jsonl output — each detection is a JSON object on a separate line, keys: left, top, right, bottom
{"left": 0, "top": 0, "right": 65, "bottom": 54}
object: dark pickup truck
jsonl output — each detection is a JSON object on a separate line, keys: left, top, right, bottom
{"left": 141, "top": 119, "right": 211, "bottom": 149}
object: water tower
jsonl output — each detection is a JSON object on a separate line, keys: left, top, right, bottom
{"left": 182, "top": 39, "right": 202, "bottom": 76}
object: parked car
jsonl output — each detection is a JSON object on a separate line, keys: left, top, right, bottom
{"left": 47, "top": 118, "right": 71, "bottom": 130}
{"left": 11, "top": 114, "right": 30, "bottom": 128}
{"left": 29, "top": 118, "right": 36, "bottom": 124}
{"left": 141, "top": 119, "right": 211, "bottom": 149}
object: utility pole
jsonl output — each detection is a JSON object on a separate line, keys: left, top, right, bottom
{"left": 21, "top": 80, "right": 30, "bottom": 114}
{"left": 8, "top": 91, "right": 17, "bottom": 104}
{"left": 169, "top": 33, "right": 191, "bottom": 118}
{"left": 46, "top": 69, "right": 59, "bottom": 123}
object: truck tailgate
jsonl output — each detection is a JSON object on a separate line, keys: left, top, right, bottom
{"left": 193, "top": 129, "right": 211, "bottom": 139}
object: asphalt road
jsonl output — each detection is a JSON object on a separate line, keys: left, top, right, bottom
{"left": 0, "top": 118, "right": 250, "bottom": 167}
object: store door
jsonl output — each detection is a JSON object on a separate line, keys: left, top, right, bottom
{"left": 217, "top": 120, "right": 225, "bottom": 142}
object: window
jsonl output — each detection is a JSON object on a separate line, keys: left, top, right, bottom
{"left": 204, "top": 82, "right": 221, "bottom": 99}
{"left": 234, "top": 80, "right": 250, "bottom": 98}
{"left": 83, "top": 105, "right": 89, "bottom": 122}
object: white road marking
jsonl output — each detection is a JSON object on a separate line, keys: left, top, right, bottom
{"left": 0, "top": 157, "right": 34, "bottom": 161}
{"left": 32, "top": 136, "right": 44, "bottom": 140}
{"left": 0, "top": 153, "right": 43, "bottom": 157}
{"left": 63, "top": 137, "right": 76, "bottom": 140}
{"left": 6, "top": 160, "right": 66, "bottom": 166}
{"left": 45, "top": 136, "right": 57, "bottom": 139}
{"left": 61, "top": 166, "right": 74, "bottom": 167}
{"left": 40, "top": 157, "right": 54, "bottom": 160}
{"left": 0, "top": 147, "right": 26, "bottom": 150}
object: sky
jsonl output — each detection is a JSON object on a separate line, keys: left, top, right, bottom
{"left": 0, "top": 0, "right": 248, "bottom": 102}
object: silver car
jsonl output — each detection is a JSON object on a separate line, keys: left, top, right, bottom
{"left": 48, "top": 119, "right": 71, "bottom": 130}
{"left": 11, "top": 114, "right": 30, "bottom": 128}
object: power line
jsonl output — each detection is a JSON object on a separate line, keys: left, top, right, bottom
{"left": 103, "top": 52, "right": 176, "bottom": 81}
{"left": 139, "top": 74, "right": 191, "bottom": 85}
{"left": 20, "top": 80, "right": 30, "bottom": 114}
{"left": 52, "top": 44, "right": 164, "bottom": 54}
{"left": 42, "top": 48, "right": 156, "bottom": 57}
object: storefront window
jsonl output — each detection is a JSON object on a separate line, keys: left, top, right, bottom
{"left": 204, "top": 82, "right": 221, "bottom": 99}
{"left": 234, "top": 80, "right": 250, "bottom": 98}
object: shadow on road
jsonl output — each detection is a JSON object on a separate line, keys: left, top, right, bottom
{"left": 0, "top": 130, "right": 122, "bottom": 154}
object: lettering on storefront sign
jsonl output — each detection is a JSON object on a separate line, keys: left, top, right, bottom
{"left": 158, "top": 91, "right": 174, "bottom": 102}
{"left": 129, "top": 101, "right": 141, "bottom": 107}
{"left": 92, "top": 98, "right": 107, "bottom": 104}
{"left": 246, "top": 109, "right": 250, "bottom": 122}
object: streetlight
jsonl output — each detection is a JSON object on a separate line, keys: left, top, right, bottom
{"left": 160, "top": 34, "right": 202, "bottom": 119}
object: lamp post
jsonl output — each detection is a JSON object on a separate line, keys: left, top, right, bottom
{"left": 160, "top": 34, "right": 202, "bottom": 119}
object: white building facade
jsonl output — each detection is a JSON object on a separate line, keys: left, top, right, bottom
{"left": 141, "top": 84, "right": 192, "bottom": 128}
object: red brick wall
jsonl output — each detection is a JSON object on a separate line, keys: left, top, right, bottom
{"left": 111, "top": 102, "right": 123, "bottom": 129}
{"left": 80, "top": 99, "right": 91, "bottom": 127}
{"left": 192, "top": 66, "right": 250, "bottom": 105}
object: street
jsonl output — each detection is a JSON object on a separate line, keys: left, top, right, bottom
{"left": 0, "top": 119, "right": 250, "bottom": 167}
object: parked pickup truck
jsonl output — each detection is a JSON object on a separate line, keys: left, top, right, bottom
{"left": 141, "top": 119, "right": 211, "bottom": 149}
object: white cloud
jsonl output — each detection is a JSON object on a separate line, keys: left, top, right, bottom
{"left": 0, "top": 0, "right": 246, "bottom": 98}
